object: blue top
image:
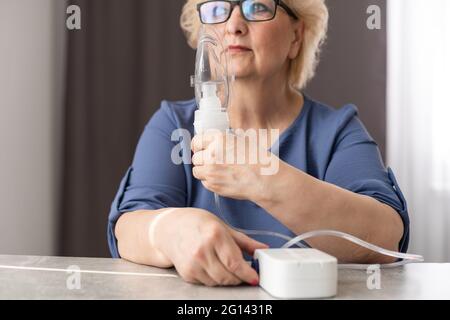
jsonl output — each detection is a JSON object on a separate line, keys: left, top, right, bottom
{"left": 107, "top": 95, "right": 410, "bottom": 258}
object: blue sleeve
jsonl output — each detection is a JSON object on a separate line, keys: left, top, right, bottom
{"left": 324, "top": 105, "right": 410, "bottom": 253}
{"left": 107, "top": 101, "right": 188, "bottom": 258}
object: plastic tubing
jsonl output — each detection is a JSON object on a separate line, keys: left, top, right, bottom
{"left": 214, "top": 193, "right": 424, "bottom": 269}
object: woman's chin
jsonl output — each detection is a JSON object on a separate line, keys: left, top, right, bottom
{"left": 229, "top": 65, "right": 253, "bottom": 79}
{"left": 231, "top": 72, "right": 252, "bottom": 81}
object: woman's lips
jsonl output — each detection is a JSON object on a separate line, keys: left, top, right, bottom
{"left": 227, "top": 45, "right": 252, "bottom": 53}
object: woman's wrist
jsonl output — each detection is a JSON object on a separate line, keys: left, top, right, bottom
{"left": 251, "top": 156, "right": 291, "bottom": 207}
{"left": 149, "top": 209, "right": 177, "bottom": 247}
{"left": 148, "top": 209, "right": 181, "bottom": 264}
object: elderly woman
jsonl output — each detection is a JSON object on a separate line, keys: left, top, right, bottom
{"left": 108, "top": 0, "right": 409, "bottom": 287}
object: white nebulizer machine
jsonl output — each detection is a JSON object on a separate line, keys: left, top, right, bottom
{"left": 191, "top": 26, "right": 423, "bottom": 299}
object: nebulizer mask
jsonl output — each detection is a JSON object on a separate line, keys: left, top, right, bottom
{"left": 191, "top": 26, "right": 232, "bottom": 134}
{"left": 190, "top": 25, "right": 423, "bottom": 299}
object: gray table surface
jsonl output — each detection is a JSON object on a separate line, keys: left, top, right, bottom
{"left": 0, "top": 255, "right": 449, "bottom": 299}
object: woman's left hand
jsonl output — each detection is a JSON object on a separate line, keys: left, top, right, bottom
{"left": 191, "top": 131, "right": 279, "bottom": 201}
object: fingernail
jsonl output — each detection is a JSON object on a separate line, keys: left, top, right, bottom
{"left": 250, "top": 279, "right": 259, "bottom": 286}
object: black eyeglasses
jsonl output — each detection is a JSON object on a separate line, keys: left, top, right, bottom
{"left": 197, "top": 0, "right": 298, "bottom": 24}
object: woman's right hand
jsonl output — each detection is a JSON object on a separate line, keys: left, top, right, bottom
{"left": 153, "top": 208, "right": 268, "bottom": 287}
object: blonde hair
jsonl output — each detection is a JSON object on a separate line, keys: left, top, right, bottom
{"left": 180, "top": 0, "right": 329, "bottom": 89}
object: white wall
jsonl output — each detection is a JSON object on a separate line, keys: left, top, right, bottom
{"left": 0, "top": 0, "right": 65, "bottom": 255}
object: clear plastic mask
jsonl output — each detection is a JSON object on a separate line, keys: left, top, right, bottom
{"left": 191, "top": 26, "right": 234, "bottom": 112}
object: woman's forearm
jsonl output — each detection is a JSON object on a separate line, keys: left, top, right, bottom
{"left": 115, "top": 209, "right": 174, "bottom": 268}
{"left": 254, "top": 159, "right": 404, "bottom": 264}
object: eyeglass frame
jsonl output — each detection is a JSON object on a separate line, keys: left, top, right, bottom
{"left": 196, "top": 0, "right": 299, "bottom": 24}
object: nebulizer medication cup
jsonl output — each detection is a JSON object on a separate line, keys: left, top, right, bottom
{"left": 190, "top": 26, "right": 423, "bottom": 294}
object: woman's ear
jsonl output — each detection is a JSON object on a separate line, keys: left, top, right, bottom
{"left": 288, "top": 20, "right": 304, "bottom": 59}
